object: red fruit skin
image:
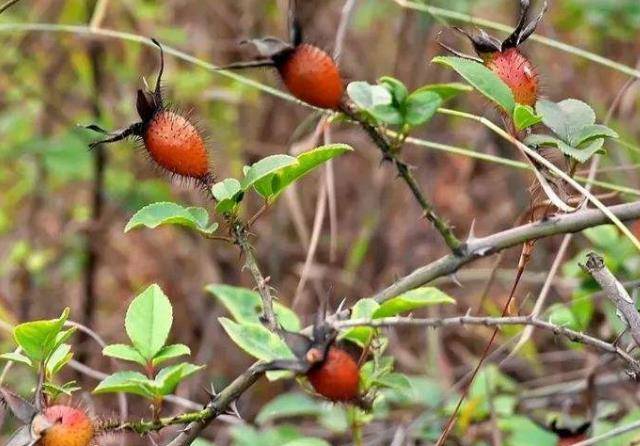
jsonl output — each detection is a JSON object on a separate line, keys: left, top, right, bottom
{"left": 278, "top": 44, "right": 345, "bottom": 110}
{"left": 42, "top": 406, "right": 94, "bottom": 446}
{"left": 307, "top": 346, "right": 360, "bottom": 402}
{"left": 558, "top": 435, "right": 588, "bottom": 446}
{"left": 485, "top": 47, "right": 539, "bottom": 106}
{"left": 143, "top": 111, "right": 210, "bottom": 180}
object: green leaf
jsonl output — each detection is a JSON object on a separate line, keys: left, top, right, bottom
{"left": 241, "top": 155, "right": 297, "bottom": 192}
{"left": 253, "top": 145, "right": 353, "bottom": 199}
{"left": 0, "top": 352, "right": 32, "bottom": 367}
{"left": 282, "top": 439, "right": 331, "bottom": 446}
{"left": 369, "top": 104, "right": 403, "bottom": 125}
{"left": 513, "top": 104, "right": 542, "bottom": 131}
{"left": 46, "top": 344, "right": 73, "bottom": 376}
{"left": 256, "top": 393, "right": 323, "bottom": 425}
{"left": 102, "top": 344, "right": 147, "bottom": 366}
{"left": 347, "top": 81, "right": 392, "bottom": 110}
{"left": 413, "top": 83, "right": 472, "bottom": 101}
{"left": 525, "top": 133, "right": 605, "bottom": 163}
{"left": 536, "top": 99, "right": 597, "bottom": 144}
{"left": 125, "top": 284, "right": 173, "bottom": 361}
{"left": 341, "top": 298, "right": 380, "bottom": 347}
{"left": 573, "top": 124, "right": 619, "bottom": 146}
{"left": 432, "top": 56, "right": 515, "bottom": 113}
{"left": 403, "top": 90, "right": 442, "bottom": 127}
{"left": 43, "top": 381, "right": 81, "bottom": 398}
{"left": 373, "top": 372, "right": 412, "bottom": 392}
{"left": 379, "top": 76, "right": 409, "bottom": 103}
{"left": 125, "top": 202, "right": 218, "bottom": 235}
{"left": 547, "top": 304, "right": 579, "bottom": 331}
{"left": 13, "top": 308, "right": 72, "bottom": 362}
{"left": 206, "top": 284, "right": 300, "bottom": 331}
{"left": 373, "top": 287, "right": 455, "bottom": 318}
{"left": 153, "top": 363, "right": 204, "bottom": 395}
{"left": 499, "top": 415, "right": 558, "bottom": 446}
{"left": 219, "top": 318, "right": 294, "bottom": 362}
{"left": 211, "top": 179, "right": 243, "bottom": 214}
{"left": 152, "top": 344, "right": 191, "bottom": 366}
{"left": 93, "top": 371, "right": 155, "bottom": 398}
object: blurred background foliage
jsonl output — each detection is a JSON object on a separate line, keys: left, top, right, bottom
{"left": 1, "top": 0, "right": 640, "bottom": 444}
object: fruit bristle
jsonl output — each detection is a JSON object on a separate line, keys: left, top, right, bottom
{"left": 306, "top": 346, "right": 360, "bottom": 402}
{"left": 277, "top": 43, "right": 344, "bottom": 110}
{"left": 41, "top": 405, "right": 94, "bottom": 446}
{"left": 486, "top": 48, "right": 539, "bottom": 106}
{"left": 143, "top": 110, "right": 212, "bottom": 182}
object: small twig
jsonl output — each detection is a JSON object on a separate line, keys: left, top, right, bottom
{"left": 232, "top": 222, "right": 278, "bottom": 331}
{"left": 0, "top": 0, "right": 23, "bottom": 14}
{"left": 340, "top": 105, "right": 462, "bottom": 253}
{"left": 584, "top": 252, "right": 640, "bottom": 349}
{"left": 247, "top": 202, "right": 270, "bottom": 228}
{"left": 333, "top": 316, "right": 640, "bottom": 373}
{"left": 164, "top": 363, "right": 266, "bottom": 446}
{"left": 203, "top": 234, "right": 235, "bottom": 243}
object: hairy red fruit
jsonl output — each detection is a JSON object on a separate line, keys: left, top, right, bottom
{"left": 41, "top": 406, "right": 94, "bottom": 446}
{"left": 558, "top": 435, "right": 588, "bottom": 446}
{"left": 143, "top": 111, "right": 210, "bottom": 180}
{"left": 485, "top": 48, "right": 538, "bottom": 106}
{"left": 278, "top": 44, "right": 344, "bottom": 110}
{"left": 306, "top": 346, "right": 360, "bottom": 401}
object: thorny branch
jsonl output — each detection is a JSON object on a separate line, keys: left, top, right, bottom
{"left": 231, "top": 221, "right": 278, "bottom": 331}
{"left": 333, "top": 316, "right": 640, "bottom": 373}
{"left": 371, "top": 200, "right": 640, "bottom": 303}
{"left": 584, "top": 252, "right": 640, "bottom": 349}
{"left": 339, "top": 105, "right": 463, "bottom": 253}
{"left": 156, "top": 201, "right": 640, "bottom": 446}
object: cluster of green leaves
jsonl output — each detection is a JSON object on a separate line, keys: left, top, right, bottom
{"left": 432, "top": 56, "right": 619, "bottom": 163}
{"left": 0, "top": 309, "right": 78, "bottom": 398}
{"left": 94, "top": 284, "right": 202, "bottom": 401}
{"left": 212, "top": 144, "right": 352, "bottom": 214}
{"left": 123, "top": 145, "right": 352, "bottom": 237}
{"left": 526, "top": 99, "right": 619, "bottom": 163}
{"left": 347, "top": 76, "right": 470, "bottom": 135}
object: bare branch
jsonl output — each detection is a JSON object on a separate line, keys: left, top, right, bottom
{"left": 333, "top": 316, "right": 640, "bottom": 373}
{"left": 584, "top": 252, "right": 640, "bottom": 349}
{"left": 371, "top": 200, "right": 640, "bottom": 303}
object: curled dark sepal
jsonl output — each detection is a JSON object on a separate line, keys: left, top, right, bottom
{"left": 456, "top": 27, "right": 501, "bottom": 55}
{"left": 0, "top": 388, "right": 37, "bottom": 424}
{"left": 502, "top": 0, "right": 549, "bottom": 50}
{"left": 288, "top": 0, "right": 303, "bottom": 46}
{"left": 242, "top": 37, "right": 294, "bottom": 59}
{"left": 278, "top": 330, "right": 313, "bottom": 360}
{"left": 6, "top": 425, "right": 38, "bottom": 446}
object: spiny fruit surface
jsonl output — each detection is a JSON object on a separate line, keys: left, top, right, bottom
{"left": 143, "top": 111, "right": 210, "bottom": 180}
{"left": 278, "top": 44, "right": 344, "bottom": 109}
{"left": 41, "top": 406, "right": 94, "bottom": 446}
{"left": 485, "top": 48, "right": 538, "bottom": 106}
{"left": 307, "top": 346, "right": 360, "bottom": 401}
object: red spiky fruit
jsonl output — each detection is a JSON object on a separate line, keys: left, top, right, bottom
{"left": 485, "top": 48, "right": 538, "bottom": 107}
{"left": 306, "top": 346, "right": 360, "bottom": 401}
{"left": 277, "top": 44, "right": 345, "bottom": 110}
{"left": 143, "top": 111, "right": 211, "bottom": 181}
{"left": 40, "top": 405, "right": 94, "bottom": 446}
